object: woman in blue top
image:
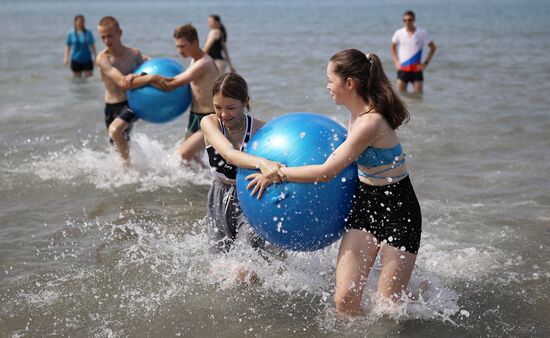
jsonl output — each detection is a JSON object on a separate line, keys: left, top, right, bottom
{"left": 247, "top": 49, "right": 424, "bottom": 315}
{"left": 63, "top": 15, "right": 96, "bottom": 78}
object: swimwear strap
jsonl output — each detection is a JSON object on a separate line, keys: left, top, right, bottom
{"left": 358, "top": 158, "right": 407, "bottom": 180}
{"left": 212, "top": 174, "right": 237, "bottom": 214}
{"left": 222, "top": 185, "right": 236, "bottom": 214}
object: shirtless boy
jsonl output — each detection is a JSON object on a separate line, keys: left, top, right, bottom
{"left": 95, "top": 16, "right": 165, "bottom": 164}
{"left": 128, "top": 23, "right": 219, "bottom": 165}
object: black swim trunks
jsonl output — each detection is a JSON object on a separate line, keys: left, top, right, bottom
{"left": 397, "top": 70, "right": 424, "bottom": 84}
{"left": 346, "top": 176, "right": 422, "bottom": 254}
{"left": 104, "top": 101, "right": 139, "bottom": 143}
{"left": 188, "top": 111, "right": 215, "bottom": 133}
{"left": 71, "top": 60, "right": 94, "bottom": 72}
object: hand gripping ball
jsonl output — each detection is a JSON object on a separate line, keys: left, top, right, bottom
{"left": 236, "top": 112, "right": 358, "bottom": 251}
{"left": 127, "top": 58, "right": 191, "bottom": 123}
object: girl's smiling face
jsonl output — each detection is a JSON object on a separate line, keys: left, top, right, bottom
{"left": 326, "top": 61, "right": 352, "bottom": 105}
{"left": 213, "top": 94, "right": 249, "bottom": 128}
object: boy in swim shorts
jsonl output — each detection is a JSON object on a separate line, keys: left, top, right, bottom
{"left": 128, "top": 24, "right": 219, "bottom": 166}
{"left": 95, "top": 16, "right": 165, "bottom": 165}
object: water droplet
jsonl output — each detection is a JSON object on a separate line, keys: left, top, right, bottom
{"left": 460, "top": 309, "right": 470, "bottom": 317}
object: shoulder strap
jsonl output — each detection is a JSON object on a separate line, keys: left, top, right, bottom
{"left": 218, "top": 116, "right": 226, "bottom": 136}
{"left": 244, "top": 115, "right": 253, "bottom": 143}
{"left": 239, "top": 114, "right": 252, "bottom": 151}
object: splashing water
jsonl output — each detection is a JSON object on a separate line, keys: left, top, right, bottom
{"left": 18, "top": 133, "right": 211, "bottom": 191}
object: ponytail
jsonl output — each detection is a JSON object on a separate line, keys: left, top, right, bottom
{"left": 73, "top": 14, "right": 86, "bottom": 47}
{"left": 365, "top": 53, "right": 409, "bottom": 128}
{"left": 219, "top": 23, "right": 227, "bottom": 43}
{"left": 330, "top": 49, "right": 409, "bottom": 129}
{"left": 210, "top": 15, "right": 227, "bottom": 42}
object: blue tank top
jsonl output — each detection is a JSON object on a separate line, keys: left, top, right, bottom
{"left": 356, "top": 144, "right": 408, "bottom": 180}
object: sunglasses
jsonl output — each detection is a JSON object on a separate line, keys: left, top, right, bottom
{"left": 403, "top": 18, "right": 414, "bottom": 22}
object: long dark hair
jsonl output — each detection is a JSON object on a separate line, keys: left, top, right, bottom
{"left": 73, "top": 14, "right": 86, "bottom": 47}
{"left": 330, "top": 49, "right": 409, "bottom": 129}
{"left": 210, "top": 15, "right": 227, "bottom": 42}
{"left": 212, "top": 73, "right": 250, "bottom": 111}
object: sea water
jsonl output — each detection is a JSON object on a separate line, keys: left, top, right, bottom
{"left": 1, "top": 0, "right": 549, "bottom": 336}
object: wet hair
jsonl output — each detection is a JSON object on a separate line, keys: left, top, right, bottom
{"left": 173, "top": 24, "right": 198, "bottom": 42}
{"left": 403, "top": 10, "right": 416, "bottom": 20}
{"left": 329, "top": 49, "right": 409, "bottom": 129}
{"left": 98, "top": 16, "right": 120, "bottom": 30}
{"left": 209, "top": 15, "right": 227, "bottom": 42}
{"left": 212, "top": 73, "right": 250, "bottom": 111}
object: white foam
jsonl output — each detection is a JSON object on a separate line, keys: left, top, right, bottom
{"left": 23, "top": 133, "right": 211, "bottom": 191}
{"left": 418, "top": 241, "right": 502, "bottom": 280}
{"left": 93, "top": 219, "right": 462, "bottom": 326}
{"left": 4, "top": 214, "right": 468, "bottom": 336}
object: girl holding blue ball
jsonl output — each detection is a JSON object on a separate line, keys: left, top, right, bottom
{"left": 247, "top": 49, "right": 424, "bottom": 314}
{"left": 200, "top": 73, "right": 284, "bottom": 261}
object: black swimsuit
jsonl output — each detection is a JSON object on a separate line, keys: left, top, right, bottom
{"left": 207, "top": 35, "right": 224, "bottom": 60}
{"left": 205, "top": 115, "right": 262, "bottom": 254}
{"left": 206, "top": 114, "right": 253, "bottom": 181}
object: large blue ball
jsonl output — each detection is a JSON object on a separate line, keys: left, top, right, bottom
{"left": 127, "top": 58, "right": 192, "bottom": 124}
{"left": 236, "top": 112, "right": 358, "bottom": 251}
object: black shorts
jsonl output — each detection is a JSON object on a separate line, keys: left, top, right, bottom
{"left": 70, "top": 60, "right": 94, "bottom": 72}
{"left": 346, "top": 176, "right": 422, "bottom": 254}
{"left": 397, "top": 70, "right": 423, "bottom": 84}
{"left": 104, "top": 101, "right": 139, "bottom": 143}
{"left": 188, "top": 111, "right": 215, "bottom": 133}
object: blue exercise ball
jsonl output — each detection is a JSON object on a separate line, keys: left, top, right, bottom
{"left": 127, "top": 58, "right": 191, "bottom": 123}
{"left": 236, "top": 112, "right": 358, "bottom": 251}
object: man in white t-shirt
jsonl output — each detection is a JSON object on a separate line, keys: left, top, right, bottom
{"left": 390, "top": 10, "right": 437, "bottom": 94}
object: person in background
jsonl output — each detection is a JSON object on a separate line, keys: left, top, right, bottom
{"left": 390, "top": 10, "right": 437, "bottom": 94}
{"left": 247, "top": 49, "right": 426, "bottom": 315}
{"left": 203, "top": 15, "right": 236, "bottom": 74}
{"left": 64, "top": 15, "right": 97, "bottom": 78}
